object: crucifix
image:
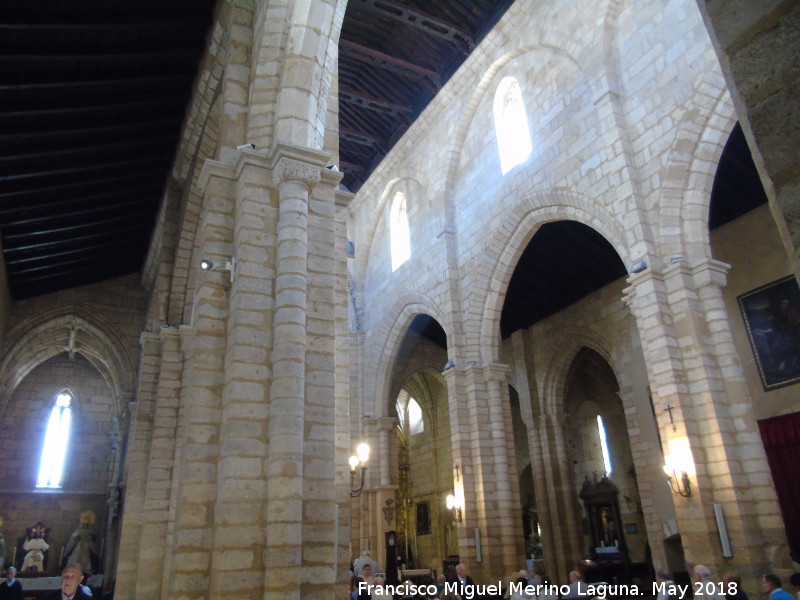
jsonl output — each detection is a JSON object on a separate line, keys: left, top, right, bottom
{"left": 664, "top": 404, "right": 677, "bottom": 431}
{"left": 454, "top": 464, "right": 460, "bottom": 482}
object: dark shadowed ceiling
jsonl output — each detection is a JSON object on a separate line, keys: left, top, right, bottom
{"left": 0, "top": 0, "right": 216, "bottom": 300}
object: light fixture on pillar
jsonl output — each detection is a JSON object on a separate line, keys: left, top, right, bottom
{"left": 349, "top": 442, "right": 370, "bottom": 497}
{"left": 663, "top": 437, "right": 695, "bottom": 498}
{"left": 199, "top": 257, "right": 237, "bottom": 283}
{"left": 446, "top": 494, "right": 463, "bottom": 523}
{"left": 663, "top": 464, "right": 691, "bottom": 497}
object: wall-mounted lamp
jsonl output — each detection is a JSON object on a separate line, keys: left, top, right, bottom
{"left": 446, "top": 494, "right": 463, "bottom": 523}
{"left": 663, "top": 438, "right": 695, "bottom": 498}
{"left": 199, "top": 257, "right": 237, "bottom": 283}
{"left": 349, "top": 442, "right": 370, "bottom": 497}
{"left": 663, "top": 464, "right": 691, "bottom": 497}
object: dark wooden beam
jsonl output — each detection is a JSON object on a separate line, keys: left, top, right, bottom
{"left": 4, "top": 222, "right": 150, "bottom": 254}
{"left": 1, "top": 197, "right": 155, "bottom": 228}
{"left": 339, "top": 86, "right": 413, "bottom": 117}
{"left": 3, "top": 209, "right": 155, "bottom": 242}
{"left": 340, "top": 126, "right": 388, "bottom": 149}
{"left": 347, "top": 0, "right": 473, "bottom": 52}
{"left": 0, "top": 155, "right": 169, "bottom": 184}
{"left": 340, "top": 39, "right": 441, "bottom": 81}
{"left": 4, "top": 236, "right": 141, "bottom": 267}
{"left": 0, "top": 169, "right": 165, "bottom": 201}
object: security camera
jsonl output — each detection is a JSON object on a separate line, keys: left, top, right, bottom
{"left": 236, "top": 143, "right": 256, "bottom": 150}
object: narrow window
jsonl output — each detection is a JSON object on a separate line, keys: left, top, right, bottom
{"left": 390, "top": 191, "right": 410, "bottom": 271}
{"left": 597, "top": 415, "right": 612, "bottom": 474}
{"left": 408, "top": 397, "right": 424, "bottom": 435}
{"left": 493, "top": 76, "right": 532, "bottom": 174}
{"left": 37, "top": 391, "right": 73, "bottom": 488}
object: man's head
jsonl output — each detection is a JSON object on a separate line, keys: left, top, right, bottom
{"left": 569, "top": 571, "right": 581, "bottom": 583}
{"left": 60, "top": 564, "right": 83, "bottom": 596}
{"left": 6, "top": 567, "right": 16, "bottom": 580}
{"left": 763, "top": 574, "right": 782, "bottom": 593}
{"left": 373, "top": 576, "right": 385, "bottom": 586}
{"left": 361, "top": 564, "right": 372, "bottom": 577}
{"left": 693, "top": 565, "right": 711, "bottom": 582}
{"left": 723, "top": 572, "right": 740, "bottom": 586}
{"left": 456, "top": 564, "right": 468, "bottom": 578}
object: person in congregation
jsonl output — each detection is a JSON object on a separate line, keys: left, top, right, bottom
{"left": 563, "top": 570, "right": 589, "bottom": 599}
{"left": 692, "top": 565, "right": 724, "bottom": 600}
{"left": 0, "top": 567, "right": 23, "bottom": 600}
{"left": 48, "top": 564, "right": 91, "bottom": 600}
{"left": 762, "top": 574, "right": 795, "bottom": 600}
{"left": 722, "top": 571, "right": 747, "bottom": 600}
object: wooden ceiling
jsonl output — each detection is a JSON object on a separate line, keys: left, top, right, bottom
{"left": 0, "top": 0, "right": 215, "bottom": 300}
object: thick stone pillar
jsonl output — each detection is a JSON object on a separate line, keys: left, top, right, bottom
{"left": 114, "top": 332, "right": 161, "bottom": 598}
{"left": 623, "top": 260, "right": 790, "bottom": 583}
{"left": 166, "top": 168, "right": 232, "bottom": 600}
{"left": 444, "top": 362, "right": 520, "bottom": 581}
{"left": 197, "top": 154, "right": 275, "bottom": 600}
{"left": 261, "top": 143, "right": 327, "bottom": 598}
{"left": 134, "top": 327, "right": 183, "bottom": 599}
{"left": 483, "top": 364, "right": 524, "bottom": 575}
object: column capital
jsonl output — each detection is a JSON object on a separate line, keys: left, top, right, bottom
{"left": 482, "top": 362, "right": 511, "bottom": 382}
{"left": 269, "top": 141, "right": 329, "bottom": 190}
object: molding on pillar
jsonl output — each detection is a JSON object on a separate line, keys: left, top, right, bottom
{"left": 269, "top": 141, "right": 330, "bottom": 190}
{"left": 481, "top": 362, "right": 511, "bottom": 382}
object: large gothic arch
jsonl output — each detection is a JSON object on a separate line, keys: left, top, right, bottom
{"left": 0, "top": 306, "right": 137, "bottom": 416}
{"left": 470, "top": 193, "right": 629, "bottom": 363}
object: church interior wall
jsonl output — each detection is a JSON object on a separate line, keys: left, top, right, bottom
{"left": 0, "top": 274, "right": 146, "bottom": 577}
{"left": 711, "top": 203, "right": 800, "bottom": 420}
{"left": 0, "top": 354, "right": 114, "bottom": 571}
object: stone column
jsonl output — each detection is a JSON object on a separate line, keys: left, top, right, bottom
{"left": 444, "top": 362, "right": 520, "bottom": 581}
{"left": 166, "top": 167, "right": 232, "bottom": 600}
{"left": 262, "top": 143, "right": 325, "bottom": 598}
{"left": 621, "top": 261, "right": 789, "bottom": 580}
{"left": 114, "top": 332, "right": 161, "bottom": 597}
{"left": 134, "top": 327, "right": 183, "bottom": 599}
{"left": 482, "top": 364, "right": 524, "bottom": 576}
{"left": 662, "top": 260, "right": 791, "bottom": 578}
{"left": 334, "top": 189, "right": 355, "bottom": 590}
{"left": 199, "top": 154, "right": 274, "bottom": 600}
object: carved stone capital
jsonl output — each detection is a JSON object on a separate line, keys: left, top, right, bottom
{"left": 272, "top": 156, "right": 321, "bottom": 190}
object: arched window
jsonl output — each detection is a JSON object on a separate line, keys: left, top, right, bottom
{"left": 408, "top": 397, "right": 424, "bottom": 435}
{"left": 493, "top": 76, "right": 532, "bottom": 174}
{"left": 37, "top": 391, "right": 73, "bottom": 488}
{"left": 390, "top": 191, "right": 410, "bottom": 271}
{"left": 397, "top": 395, "right": 425, "bottom": 436}
{"left": 597, "top": 415, "right": 612, "bottom": 474}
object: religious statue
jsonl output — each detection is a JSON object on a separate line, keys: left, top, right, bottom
{"left": 61, "top": 511, "right": 100, "bottom": 573}
{"left": 21, "top": 522, "right": 49, "bottom": 573}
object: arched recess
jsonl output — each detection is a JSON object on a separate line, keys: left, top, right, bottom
{"left": 656, "top": 80, "right": 736, "bottom": 262}
{"left": 562, "top": 347, "right": 648, "bottom": 567}
{"left": 471, "top": 193, "right": 629, "bottom": 365}
{"left": 363, "top": 297, "right": 449, "bottom": 420}
{"left": 390, "top": 364, "right": 453, "bottom": 570}
{"left": 0, "top": 307, "right": 137, "bottom": 416}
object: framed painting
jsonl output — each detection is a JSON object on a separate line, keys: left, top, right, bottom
{"left": 738, "top": 275, "right": 800, "bottom": 390}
